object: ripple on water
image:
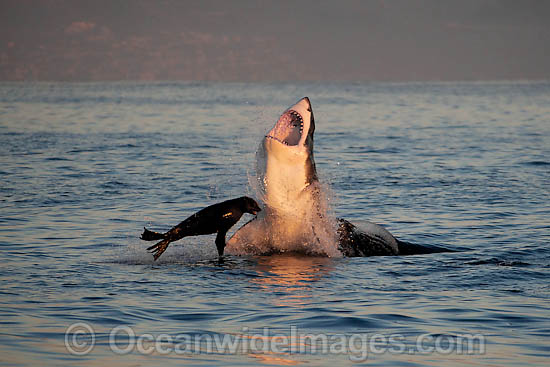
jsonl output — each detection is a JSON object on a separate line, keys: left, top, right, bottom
{"left": 1, "top": 82, "right": 549, "bottom": 366}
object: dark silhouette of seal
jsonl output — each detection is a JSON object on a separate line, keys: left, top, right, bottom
{"left": 141, "top": 196, "right": 261, "bottom": 260}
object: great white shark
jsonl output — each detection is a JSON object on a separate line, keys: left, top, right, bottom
{"left": 225, "top": 97, "right": 450, "bottom": 257}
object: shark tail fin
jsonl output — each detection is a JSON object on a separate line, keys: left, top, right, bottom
{"left": 140, "top": 227, "right": 166, "bottom": 241}
{"left": 396, "top": 240, "right": 455, "bottom": 255}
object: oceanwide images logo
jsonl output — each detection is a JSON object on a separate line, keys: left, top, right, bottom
{"left": 64, "top": 322, "right": 485, "bottom": 361}
{"left": 64, "top": 322, "right": 96, "bottom": 356}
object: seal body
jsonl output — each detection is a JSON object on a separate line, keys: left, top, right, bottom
{"left": 141, "top": 196, "right": 260, "bottom": 260}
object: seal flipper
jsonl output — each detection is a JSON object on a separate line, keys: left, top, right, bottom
{"left": 147, "top": 238, "right": 171, "bottom": 261}
{"left": 141, "top": 227, "right": 165, "bottom": 241}
{"left": 215, "top": 229, "right": 229, "bottom": 257}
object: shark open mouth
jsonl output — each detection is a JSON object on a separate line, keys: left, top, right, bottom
{"left": 266, "top": 110, "right": 304, "bottom": 146}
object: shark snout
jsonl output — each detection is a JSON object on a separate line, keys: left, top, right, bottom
{"left": 298, "top": 97, "right": 311, "bottom": 111}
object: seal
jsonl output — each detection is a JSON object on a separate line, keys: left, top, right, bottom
{"left": 141, "top": 196, "right": 261, "bottom": 260}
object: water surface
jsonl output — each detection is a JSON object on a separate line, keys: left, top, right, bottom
{"left": 0, "top": 82, "right": 549, "bottom": 366}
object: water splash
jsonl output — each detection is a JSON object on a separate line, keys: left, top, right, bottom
{"left": 227, "top": 144, "right": 342, "bottom": 257}
{"left": 115, "top": 238, "right": 220, "bottom": 265}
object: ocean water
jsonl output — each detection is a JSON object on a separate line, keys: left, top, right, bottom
{"left": 0, "top": 81, "right": 549, "bottom": 366}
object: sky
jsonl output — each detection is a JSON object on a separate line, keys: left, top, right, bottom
{"left": 1, "top": 0, "right": 549, "bottom": 82}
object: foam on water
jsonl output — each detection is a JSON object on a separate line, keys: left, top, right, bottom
{"left": 115, "top": 237, "right": 220, "bottom": 265}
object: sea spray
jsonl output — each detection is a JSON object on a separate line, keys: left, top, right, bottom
{"left": 226, "top": 144, "right": 342, "bottom": 257}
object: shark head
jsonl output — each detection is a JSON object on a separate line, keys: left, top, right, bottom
{"left": 258, "top": 97, "right": 318, "bottom": 205}
{"left": 265, "top": 96, "right": 315, "bottom": 154}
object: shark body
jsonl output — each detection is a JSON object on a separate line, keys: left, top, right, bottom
{"left": 226, "top": 97, "right": 450, "bottom": 257}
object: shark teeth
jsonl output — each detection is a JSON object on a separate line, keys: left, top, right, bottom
{"left": 289, "top": 110, "right": 304, "bottom": 133}
{"left": 266, "top": 135, "right": 290, "bottom": 145}
{"left": 265, "top": 110, "right": 305, "bottom": 146}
